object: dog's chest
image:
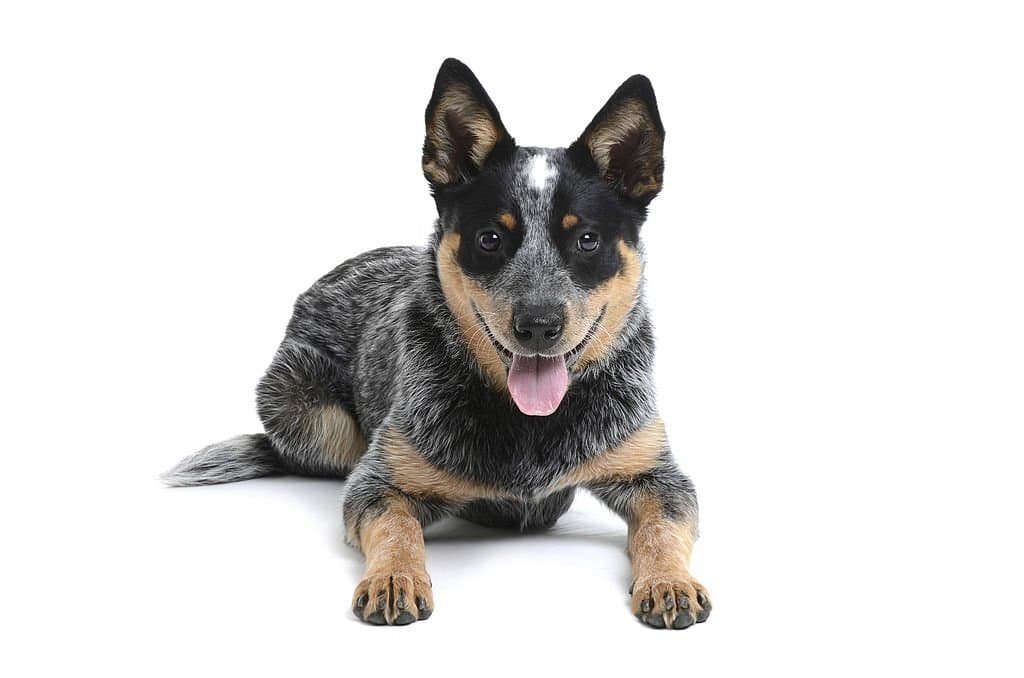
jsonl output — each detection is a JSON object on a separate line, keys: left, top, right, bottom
{"left": 429, "top": 404, "right": 617, "bottom": 496}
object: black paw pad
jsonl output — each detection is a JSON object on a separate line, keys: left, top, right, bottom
{"left": 393, "top": 611, "right": 416, "bottom": 626}
{"left": 696, "top": 591, "right": 712, "bottom": 623}
{"left": 352, "top": 593, "right": 369, "bottom": 618}
{"left": 641, "top": 613, "right": 666, "bottom": 628}
{"left": 672, "top": 609, "right": 695, "bottom": 629}
{"left": 416, "top": 595, "right": 433, "bottom": 620}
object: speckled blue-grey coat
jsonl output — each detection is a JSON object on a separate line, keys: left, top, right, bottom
{"left": 165, "top": 58, "right": 711, "bottom": 630}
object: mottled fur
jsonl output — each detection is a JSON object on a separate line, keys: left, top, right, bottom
{"left": 165, "top": 58, "right": 710, "bottom": 629}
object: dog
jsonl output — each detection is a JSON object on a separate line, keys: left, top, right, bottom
{"left": 165, "top": 58, "right": 711, "bottom": 630}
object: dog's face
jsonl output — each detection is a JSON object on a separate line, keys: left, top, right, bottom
{"left": 425, "top": 59, "right": 664, "bottom": 416}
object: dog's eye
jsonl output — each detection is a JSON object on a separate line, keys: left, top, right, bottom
{"left": 578, "top": 231, "right": 600, "bottom": 253}
{"left": 478, "top": 231, "right": 502, "bottom": 252}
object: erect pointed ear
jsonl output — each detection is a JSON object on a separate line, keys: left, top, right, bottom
{"left": 422, "top": 58, "right": 514, "bottom": 187}
{"left": 568, "top": 75, "right": 665, "bottom": 203}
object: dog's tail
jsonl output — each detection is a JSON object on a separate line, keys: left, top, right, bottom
{"left": 161, "top": 434, "right": 285, "bottom": 487}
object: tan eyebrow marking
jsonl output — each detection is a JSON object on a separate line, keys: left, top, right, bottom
{"left": 562, "top": 214, "right": 580, "bottom": 230}
{"left": 498, "top": 212, "right": 517, "bottom": 230}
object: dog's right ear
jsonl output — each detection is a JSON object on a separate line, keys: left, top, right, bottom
{"left": 568, "top": 75, "right": 665, "bottom": 204}
{"left": 422, "top": 58, "right": 514, "bottom": 187}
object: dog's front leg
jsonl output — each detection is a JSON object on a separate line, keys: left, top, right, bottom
{"left": 343, "top": 438, "right": 446, "bottom": 627}
{"left": 584, "top": 418, "right": 712, "bottom": 629}
{"left": 346, "top": 491, "right": 434, "bottom": 626}
{"left": 342, "top": 427, "right": 488, "bottom": 626}
{"left": 621, "top": 488, "right": 711, "bottom": 629}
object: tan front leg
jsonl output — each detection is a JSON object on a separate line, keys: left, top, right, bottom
{"left": 343, "top": 428, "right": 510, "bottom": 626}
{"left": 628, "top": 495, "right": 711, "bottom": 629}
{"left": 574, "top": 417, "right": 712, "bottom": 629}
{"left": 350, "top": 494, "right": 433, "bottom": 626}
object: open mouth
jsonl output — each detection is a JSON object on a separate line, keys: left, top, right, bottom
{"left": 472, "top": 305, "right": 606, "bottom": 417}
{"left": 473, "top": 305, "right": 606, "bottom": 369}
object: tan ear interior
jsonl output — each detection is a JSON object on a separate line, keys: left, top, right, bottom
{"left": 423, "top": 84, "right": 503, "bottom": 185}
{"left": 584, "top": 98, "right": 664, "bottom": 200}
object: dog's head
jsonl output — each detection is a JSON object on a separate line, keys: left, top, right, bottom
{"left": 426, "top": 59, "right": 663, "bottom": 416}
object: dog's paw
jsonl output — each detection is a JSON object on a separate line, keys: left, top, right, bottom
{"left": 352, "top": 570, "right": 433, "bottom": 626}
{"left": 630, "top": 574, "right": 711, "bottom": 629}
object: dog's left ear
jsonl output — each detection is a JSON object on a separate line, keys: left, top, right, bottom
{"left": 422, "top": 58, "right": 514, "bottom": 187}
{"left": 568, "top": 75, "right": 665, "bottom": 204}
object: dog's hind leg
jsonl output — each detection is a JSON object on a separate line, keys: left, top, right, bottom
{"left": 164, "top": 340, "right": 364, "bottom": 486}
{"left": 256, "top": 339, "right": 366, "bottom": 477}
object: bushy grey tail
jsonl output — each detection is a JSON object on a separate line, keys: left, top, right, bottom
{"left": 162, "top": 434, "right": 285, "bottom": 487}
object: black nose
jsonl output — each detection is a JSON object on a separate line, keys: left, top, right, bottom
{"left": 512, "top": 303, "right": 565, "bottom": 352}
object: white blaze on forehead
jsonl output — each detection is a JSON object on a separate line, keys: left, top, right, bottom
{"left": 526, "top": 153, "right": 557, "bottom": 191}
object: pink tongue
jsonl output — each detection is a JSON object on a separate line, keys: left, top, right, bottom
{"left": 507, "top": 354, "right": 569, "bottom": 416}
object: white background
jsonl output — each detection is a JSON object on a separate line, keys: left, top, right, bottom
{"left": 2, "top": 1, "right": 1022, "bottom": 676}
